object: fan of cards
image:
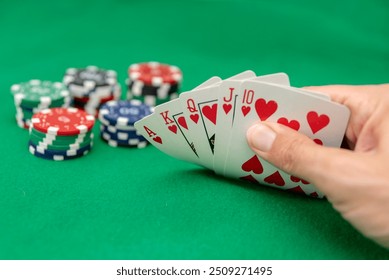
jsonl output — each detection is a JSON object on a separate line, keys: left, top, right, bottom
{"left": 134, "top": 71, "right": 350, "bottom": 198}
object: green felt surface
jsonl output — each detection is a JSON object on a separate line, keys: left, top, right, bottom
{"left": 1, "top": 0, "right": 389, "bottom": 259}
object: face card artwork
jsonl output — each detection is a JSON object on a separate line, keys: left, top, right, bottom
{"left": 134, "top": 111, "right": 202, "bottom": 162}
{"left": 178, "top": 71, "right": 255, "bottom": 169}
{"left": 152, "top": 76, "right": 223, "bottom": 163}
{"left": 134, "top": 77, "right": 222, "bottom": 163}
{"left": 178, "top": 85, "right": 219, "bottom": 169}
{"left": 152, "top": 100, "right": 200, "bottom": 163}
{"left": 223, "top": 81, "right": 350, "bottom": 197}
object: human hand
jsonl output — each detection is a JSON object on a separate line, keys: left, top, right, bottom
{"left": 246, "top": 84, "right": 389, "bottom": 248}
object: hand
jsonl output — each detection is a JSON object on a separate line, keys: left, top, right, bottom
{"left": 246, "top": 84, "right": 389, "bottom": 249}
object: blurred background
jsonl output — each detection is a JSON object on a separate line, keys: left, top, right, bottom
{"left": 1, "top": 0, "right": 388, "bottom": 94}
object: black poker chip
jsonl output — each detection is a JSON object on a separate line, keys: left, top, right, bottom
{"left": 63, "top": 66, "right": 117, "bottom": 89}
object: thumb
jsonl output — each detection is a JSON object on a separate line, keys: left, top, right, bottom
{"left": 246, "top": 121, "right": 354, "bottom": 196}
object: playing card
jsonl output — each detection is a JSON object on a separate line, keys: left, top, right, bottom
{"left": 178, "top": 71, "right": 256, "bottom": 169}
{"left": 192, "top": 76, "right": 222, "bottom": 90}
{"left": 297, "top": 88, "right": 330, "bottom": 100}
{"left": 223, "top": 81, "right": 350, "bottom": 197}
{"left": 213, "top": 72, "right": 291, "bottom": 174}
{"left": 134, "top": 77, "right": 221, "bottom": 163}
{"left": 251, "top": 72, "right": 290, "bottom": 85}
{"left": 251, "top": 74, "right": 330, "bottom": 101}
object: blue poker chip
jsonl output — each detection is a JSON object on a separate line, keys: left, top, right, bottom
{"left": 99, "top": 123, "right": 136, "bottom": 133}
{"left": 100, "top": 130, "right": 146, "bottom": 143}
{"left": 99, "top": 124, "right": 146, "bottom": 142}
{"left": 98, "top": 100, "right": 152, "bottom": 126}
{"left": 29, "top": 146, "right": 90, "bottom": 161}
{"left": 28, "top": 141, "right": 93, "bottom": 158}
{"left": 100, "top": 135, "right": 148, "bottom": 148}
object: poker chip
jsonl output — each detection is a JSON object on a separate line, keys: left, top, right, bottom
{"left": 11, "top": 80, "right": 70, "bottom": 107}
{"left": 100, "top": 137, "right": 148, "bottom": 148}
{"left": 100, "top": 126, "right": 143, "bottom": 142}
{"left": 15, "top": 118, "right": 30, "bottom": 129}
{"left": 64, "top": 66, "right": 117, "bottom": 88}
{"left": 31, "top": 107, "right": 95, "bottom": 136}
{"left": 11, "top": 80, "right": 71, "bottom": 129}
{"left": 127, "top": 80, "right": 179, "bottom": 97}
{"left": 100, "top": 122, "right": 136, "bottom": 132}
{"left": 29, "top": 144, "right": 91, "bottom": 161}
{"left": 126, "top": 62, "right": 182, "bottom": 107}
{"left": 98, "top": 100, "right": 152, "bottom": 148}
{"left": 29, "top": 134, "right": 93, "bottom": 151}
{"left": 100, "top": 124, "right": 136, "bottom": 135}
{"left": 28, "top": 107, "right": 95, "bottom": 160}
{"left": 128, "top": 62, "right": 182, "bottom": 85}
{"left": 29, "top": 126, "right": 93, "bottom": 143}
{"left": 63, "top": 66, "right": 121, "bottom": 116}
{"left": 99, "top": 100, "right": 152, "bottom": 126}
{"left": 29, "top": 140, "right": 92, "bottom": 156}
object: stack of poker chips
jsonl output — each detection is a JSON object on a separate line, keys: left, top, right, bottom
{"left": 11, "top": 80, "right": 71, "bottom": 129}
{"left": 28, "top": 107, "right": 95, "bottom": 161}
{"left": 126, "top": 62, "right": 182, "bottom": 107}
{"left": 98, "top": 100, "right": 152, "bottom": 148}
{"left": 63, "top": 66, "right": 121, "bottom": 116}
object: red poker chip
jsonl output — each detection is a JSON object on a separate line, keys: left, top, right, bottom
{"left": 128, "top": 62, "right": 182, "bottom": 86}
{"left": 31, "top": 107, "right": 95, "bottom": 136}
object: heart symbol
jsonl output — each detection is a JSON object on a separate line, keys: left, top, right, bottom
{"left": 241, "top": 106, "right": 251, "bottom": 116}
{"left": 290, "top": 175, "right": 309, "bottom": 185}
{"left": 241, "top": 155, "right": 263, "bottom": 174}
{"left": 264, "top": 171, "right": 285, "bottom": 186}
{"left": 177, "top": 116, "right": 188, "bottom": 130}
{"left": 153, "top": 136, "right": 162, "bottom": 144}
{"left": 286, "top": 186, "right": 305, "bottom": 194}
{"left": 223, "top": 103, "right": 232, "bottom": 114}
{"left": 190, "top": 114, "right": 199, "bottom": 124}
{"left": 168, "top": 125, "right": 177, "bottom": 134}
{"left": 239, "top": 175, "right": 259, "bottom": 184}
{"left": 307, "top": 111, "right": 330, "bottom": 134}
{"left": 313, "top": 139, "right": 323, "bottom": 145}
{"left": 277, "top": 117, "right": 300, "bottom": 131}
{"left": 255, "top": 98, "right": 278, "bottom": 121}
{"left": 202, "top": 104, "right": 217, "bottom": 125}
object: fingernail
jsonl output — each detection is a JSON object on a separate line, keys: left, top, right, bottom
{"left": 247, "top": 124, "right": 276, "bottom": 152}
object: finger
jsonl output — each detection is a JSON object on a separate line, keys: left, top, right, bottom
{"left": 363, "top": 102, "right": 389, "bottom": 154}
{"left": 246, "top": 121, "right": 356, "bottom": 198}
{"left": 303, "top": 85, "right": 358, "bottom": 104}
{"left": 339, "top": 89, "right": 389, "bottom": 153}
{"left": 374, "top": 91, "right": 389, "bottom": 153}
{"left": 379, "top": 118, "right": 389, "bottom": 154}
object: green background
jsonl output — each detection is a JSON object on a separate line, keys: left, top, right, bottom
{"left": 1, "top": 0, "right": 388, "bottom": 259}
